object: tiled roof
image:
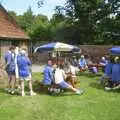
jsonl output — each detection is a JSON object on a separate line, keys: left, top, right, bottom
{"left": 0, "top": 4, "right": 29, "bottom": 40}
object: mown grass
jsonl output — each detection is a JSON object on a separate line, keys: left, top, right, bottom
{"left": 0, "top": 72, "right": 120, "bottom": 120}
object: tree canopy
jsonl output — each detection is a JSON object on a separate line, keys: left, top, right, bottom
{"left": 8, "top": 0, "right": 120, "bottom": 45}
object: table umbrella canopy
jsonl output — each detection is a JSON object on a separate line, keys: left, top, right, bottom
{"left": 110, "top": 47, "right": 120, "bottom": 55}
{"left": 34, "top": 42, "right": 80, "bottom": 53}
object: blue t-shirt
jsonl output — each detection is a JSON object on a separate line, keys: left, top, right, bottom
{"left": 42, "top": 65, "right": 53, "bottom": 85}
{"left": 111, "top": 63, "right": 120, "bottom": 82}
{"left": 104, "top": 62, "right": 113, "bottom": 77}
{"left": 100, "top": 59, "right": 108, "bottom": 66}
{"left": 79, "top": 58, "right": 87, "bottom": 67}
{"left": 17, "top": 55, "right": 31, "bottom": 77}
{"left": 5, "top": 51, "right": 15, "bottom": 72}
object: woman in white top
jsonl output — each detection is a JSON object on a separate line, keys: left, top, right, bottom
{"left": 54, "top": 64, "right": 83, "bottom": 95}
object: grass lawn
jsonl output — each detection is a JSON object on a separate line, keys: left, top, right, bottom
{"left": 0, "top": 72, "right": 120, "bottom": 120}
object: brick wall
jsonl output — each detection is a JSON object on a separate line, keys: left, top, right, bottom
{"left": 79, "top": 45, "right": 114, "bottom": 57}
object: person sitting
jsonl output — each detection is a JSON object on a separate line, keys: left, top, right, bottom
{"left": 110, "top": 56, "right": 120, "bottom": 89}
{"left": 54, "top": 64, "right": 83, "bottom": 95}
{"left": 99, "top": 57, "right": 108, "bottom": 72}
{"left": 78, "top": 55, "right": 88, "bottom": 72}
{"left": 42, "top": 60, "right": 54, "bottom": 85}
{"left": 69, "top": 63, "right": 77, "bottom": 88}
{"left": 101, "top": 56, "right": 113, "bottom": 87}
{"left": 89, "top": 66, "right": 98, "bottom": 74}
{"left": 105, "top": 56, "right": 120, "bottom": 90}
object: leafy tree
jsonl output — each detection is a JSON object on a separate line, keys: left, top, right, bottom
{"left": 28, "top": 15, "right": 51, "bottom": 41}
{"left": 17, "top": 7, "right": 35, "bottom": 32}
{"left": 58, "top": 0, "right": 120, "bottom": 45}
{"left": 96, "top": 0, "right": 120, "bottom": 44}
{"left": 8, "top": 11, "right": 17, "bottom": 19}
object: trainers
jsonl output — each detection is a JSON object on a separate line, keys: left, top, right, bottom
{"left": 11, "top": 90, "right": 15, "bottom": 94}
{"left": 21, "top": 91, "right": 25, "bottom": 97}
{"left": 30, "top": 92, "right": 36, "bottom": 96}
{"left": 5, "top": 88, "right": 11, "bottom": 93}
{"left": 112, "top": 85, "right": 120, "bottom": 90}
{"left": 105, "top": 87, "right": 112, "bottom": 91}
{"left": 76, "top": 89, "right": 83, "bottom": 95}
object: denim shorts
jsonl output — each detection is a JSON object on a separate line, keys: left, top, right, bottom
{"left": 19, "top": 74, "right": 31, "bottom": 81}
{"left": 58, "top": 81, "right": 70, "bottom": 88}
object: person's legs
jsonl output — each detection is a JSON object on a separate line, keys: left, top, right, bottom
{"left": 67, "top": 84, "right": 78, "bottom": 92}
{"left": 79, "top": 67, "right": 83, "bottom": 72}
{"left": 71, "top": 77, "right": 77, "bottom": 88}
{"left": 28, "top": 80, "right": 36, "bottom": 96}
{"left": 20, "top": 80, "right": 25, "bottom": 96}
{"left": 7, "top": 75, "right": 12, "bottom": 92}
{"left": 59, "top": 81, "right": 83, "bottom": 94}
{"left": 28, "top": 80, "right": 33, "bottom": 94}
{"left": 83, "top": 66, "right": 88, "bottom": 72}
{"left": 10, "top": 74, "right": 16, "bottom": 94}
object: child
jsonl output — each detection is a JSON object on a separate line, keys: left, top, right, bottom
{"left": 17, "top": 49, "right": 36, "bottom": 96}
{"left": 4, "top": 46, "right": 16, "bottom": 94}
{"left": 54, "top": 64, "right": 83, "bottom": 95}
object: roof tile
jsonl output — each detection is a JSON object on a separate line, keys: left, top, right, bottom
{"left": 0, "top": 4, "right": 29, "bottom": 40}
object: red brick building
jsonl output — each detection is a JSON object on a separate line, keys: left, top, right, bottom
{"left": 0, "top": 4, "right": 29, "bottom": 59}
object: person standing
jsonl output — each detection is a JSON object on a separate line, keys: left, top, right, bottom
{"left": 4, "top": 46, "right": 16, "bottom": 94}
{"left": 17, "top": 49, "right": 36, "bottom": 96}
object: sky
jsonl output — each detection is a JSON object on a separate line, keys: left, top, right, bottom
{"left": 1, "top": 0, "right": 66, "bottom": 19}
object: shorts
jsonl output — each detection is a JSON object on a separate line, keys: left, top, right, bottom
{"left": 58, "top": 81, "right": 70, "bottom": 88}
{"left": 7, "top": 71, "right": 15, "bottom": 76}
{"left": 19, "top": 74, "right": 31, "bottom": 81}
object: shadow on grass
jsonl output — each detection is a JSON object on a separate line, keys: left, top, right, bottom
{"left": 77, "top": 72, "right": 103, "bottom": 78}
{"left": 89, "top": 82, "right": 120, "bottom": 93}
{"left": 89, "top": 82, "right": 104, "bottom": 90}
{"left": 0, "top": 88, "right": 6, "bottom": 93}
{"left": 32, "top": 80, "right": 79, "bottom": 97}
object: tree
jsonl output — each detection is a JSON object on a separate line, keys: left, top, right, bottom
{"left": 8, "top": 11, "right": 17, "bottom": 20}
{"left": 17, "top": 7, "right": 35, "bottom": 32}
{"left": 96, "top": 0, "right": 120, "bottom": 44}
{"left": 28, "top": 15, "right": 51, "bottom": 41}
{"left": 59, "top": 0, "right": 100, "bottom": 44}
{"left": 59, "top": 0, "right": 120, "bottom": 45}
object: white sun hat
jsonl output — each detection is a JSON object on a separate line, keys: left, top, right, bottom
{"left": 20, "top": 49, "right": 26, "bottom": 55}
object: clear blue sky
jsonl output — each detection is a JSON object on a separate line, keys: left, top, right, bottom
{"left": 1, "top": 0, "right": 65, "bottom": 19}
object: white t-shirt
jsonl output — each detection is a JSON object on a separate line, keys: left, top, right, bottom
{"left": 54, "top": 68, "right": 66, "bottom": 84}
{"left": 69, "top": 65, "right": 76, "bottom": 75}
